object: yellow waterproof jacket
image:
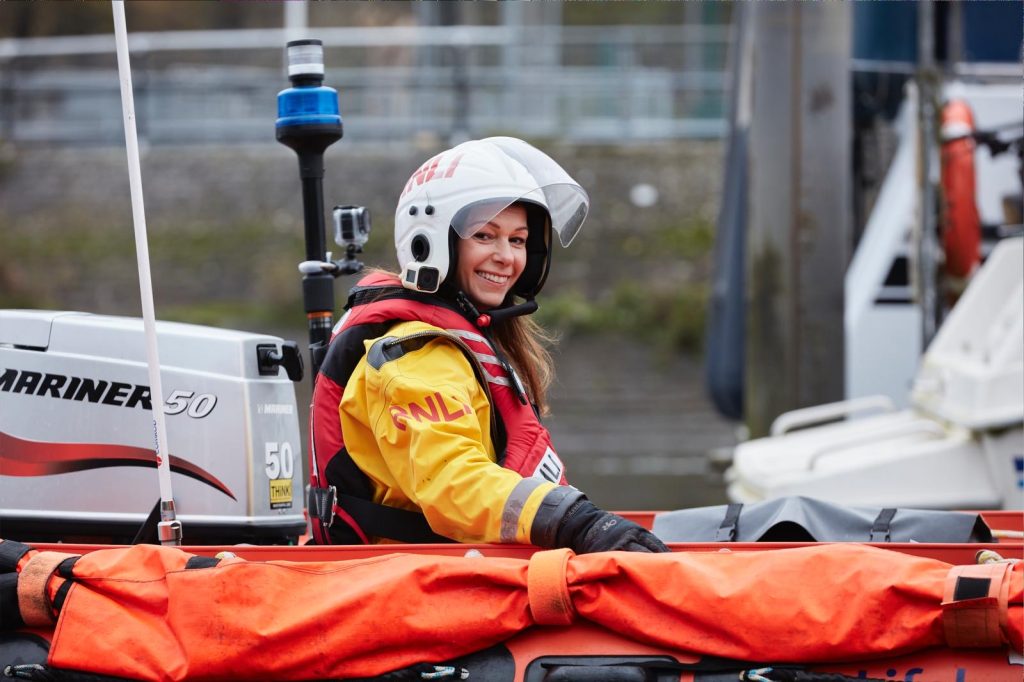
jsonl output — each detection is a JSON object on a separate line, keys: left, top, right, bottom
{"left": 339, "top": 320, "right": 558, "bottom": 543}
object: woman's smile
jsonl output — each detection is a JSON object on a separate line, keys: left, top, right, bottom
{"left": 475, "top": 271, "right": 511, "bottom": 285}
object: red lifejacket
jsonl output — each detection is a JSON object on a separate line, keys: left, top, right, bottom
{"left": 309, "top": 272, "right": 566, "bottom": 544}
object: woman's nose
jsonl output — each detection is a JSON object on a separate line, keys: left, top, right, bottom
{"left": 492, "top": 239, "right": 512, "bottom": 262}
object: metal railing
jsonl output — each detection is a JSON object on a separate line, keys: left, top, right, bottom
{"left": 0, "top": 25, "right": 730, "bottom": 146}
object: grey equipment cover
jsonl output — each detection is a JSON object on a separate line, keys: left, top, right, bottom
{"left": 652, "top": 496, "right": 994, "bottom": 543}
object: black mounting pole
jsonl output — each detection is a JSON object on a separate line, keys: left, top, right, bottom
{"left": 275, "top": 40, "right": 343, "bottom": 384}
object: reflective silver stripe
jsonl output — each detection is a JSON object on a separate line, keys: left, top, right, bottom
{"left": 446, "top": 329, "right": 490, "bottom": 346}
{"left": 501, "top": 477, "right": 545, "bottom": 543}
{"left": 474, "top": 352, "right": 500, "bottom": 366}
{"left": 441, "top": 329, "right": 509, "bottom": 386}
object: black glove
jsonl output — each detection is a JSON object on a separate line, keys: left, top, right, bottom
{"left": 555, "top": 498, "right": 670, "bottom": 554}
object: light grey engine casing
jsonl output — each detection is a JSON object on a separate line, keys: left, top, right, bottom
{"left": 0, "top": 310, "right": 306, "bottom": 543}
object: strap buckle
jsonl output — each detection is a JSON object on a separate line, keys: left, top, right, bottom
{"left": 715, "top": 503, "right": 743, "bottom": 542}
{"left": 307, "top": 484, "right": 337, "bottom": 529}
{"left": 869, "top": 507, "right": 897, "bottom": 542}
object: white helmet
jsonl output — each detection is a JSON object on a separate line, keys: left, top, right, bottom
{"left": 394, "top": 137, "right": 589, "bottom": 298}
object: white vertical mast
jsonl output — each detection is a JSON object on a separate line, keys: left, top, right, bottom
{"left": 111, "top": 0, "right": 181, "bottom": 545}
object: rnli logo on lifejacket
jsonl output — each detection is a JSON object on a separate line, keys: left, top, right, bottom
{"left": 389, "top": 392, "right": 473, "bottom": 431}
{"left": 532, "top": 447, "right": 564, "bottom": 484}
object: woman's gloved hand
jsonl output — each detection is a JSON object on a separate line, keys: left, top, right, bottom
{"left": 555, "top": 498, "right": 670, "bottom": 554}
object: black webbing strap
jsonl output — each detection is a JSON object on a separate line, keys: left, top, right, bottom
{"left": 336, "top": 493, "right": 454, "bottom": 544}
{"left": 0, "top": 538, "right": 33, "bottom": 572}
{"left": 56, "top": 557, "right": 78, "bottom": 579}
{"left": 52, "top": 580, "right": 72, "bottom": 615}
{"left": 49, "top": 557, "right": 80, "bottom": 615}
{"left": 0, "top": 571, "right": 23, "bottom": 629}
{"left": 715, "top": 503, "right": 744, "bottom": 542}
{"left": 869, "top": 508, "right": 898, "bottom": 542}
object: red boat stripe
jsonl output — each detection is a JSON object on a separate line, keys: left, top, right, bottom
{"left": 0, "top": 431, "right": 236, "bottom": 500}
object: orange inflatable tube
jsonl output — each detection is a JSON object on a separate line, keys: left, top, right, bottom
{"left": 6, "top": 542, "right": 1021, "bottom": 681}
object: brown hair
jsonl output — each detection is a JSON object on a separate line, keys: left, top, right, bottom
{"left": 490, "top": 314, "right": 556, "bottom": 415}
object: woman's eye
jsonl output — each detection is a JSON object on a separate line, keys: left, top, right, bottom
{"left": 510, "top": 237, "right": 527, "bottom": 246}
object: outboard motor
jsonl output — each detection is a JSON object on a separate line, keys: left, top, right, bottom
{"left": 0, "top": 311, "right": 306, "bottom": 544}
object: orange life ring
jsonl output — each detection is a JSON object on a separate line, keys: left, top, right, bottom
{"left": 940, "top": 99, "right": 982, "bottom": 279}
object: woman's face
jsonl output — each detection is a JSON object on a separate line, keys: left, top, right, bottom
{"left": 455, "top": 203, "right": 529, "bottom": 310}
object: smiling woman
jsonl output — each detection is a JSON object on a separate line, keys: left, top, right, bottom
{"left": 306, "top": 137, "right": 669, "bottom": 555}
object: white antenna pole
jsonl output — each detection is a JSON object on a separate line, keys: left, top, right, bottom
{"left": 111, "top": 0, "right": 181, "bottom": 546}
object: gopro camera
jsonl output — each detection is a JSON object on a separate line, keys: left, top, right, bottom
{"left": 404, "top": 263, "right": 440, "bottom": 293}
{"left": 333, "top": 205, "right": 371, "bottom": 249}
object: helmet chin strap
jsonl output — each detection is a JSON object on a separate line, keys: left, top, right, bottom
{"left": 477, "top": 298, "right": 538, "bottom": 327}
{"left": 454, "top": 291, "right": 538, "bottom": 328}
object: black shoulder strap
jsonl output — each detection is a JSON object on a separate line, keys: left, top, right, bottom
{"left": 346, "top": 283, "right": 465, "bottom": 318}
{"left": 319, "top": 321, "right": 393, "bottom": 384}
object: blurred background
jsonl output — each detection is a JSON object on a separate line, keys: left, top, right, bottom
{"left": 1, "top": 2, "right": 1021, "bottom": 512}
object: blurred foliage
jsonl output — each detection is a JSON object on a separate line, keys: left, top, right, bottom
{"left": 355, "top": 216, "right": 716, "bottom": 358}
{"left": 535, "top": 215, "right": 715, "bottom": 356}
{"left": 0, "top": 267, "right": 41, "bottom": 308}
{"left": 2, "top": 213, "right": 715, "bottom": 357}
{"left": 537, "top": 280, "right": 710, "bottom": 357}
{"left": 0, "top": 217, "right": 306, "bottom": 320}
{"left": 158, "top": 300, "right": 297, "bottom": 332}
{"left": 615, "top": 217, "right": 715, "bottom": 262}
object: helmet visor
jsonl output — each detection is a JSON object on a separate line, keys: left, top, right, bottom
{"left": 447, "top": 138, "right": 589, "bottom": 247}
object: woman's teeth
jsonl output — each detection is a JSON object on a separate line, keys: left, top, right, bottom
{"left": 477, "top": 272, "right": 508, "bottom": 284}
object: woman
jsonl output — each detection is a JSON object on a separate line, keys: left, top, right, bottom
{"left": 309, "top": 137, "right": 667, "bottom": 554}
